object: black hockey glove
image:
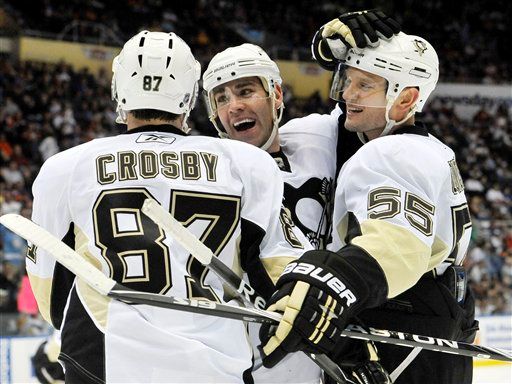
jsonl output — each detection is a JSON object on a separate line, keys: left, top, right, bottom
{"left": 324, "top": 338, "right": 392, "bottom": 384}
{"left": 348, "top": 360, "right": 392, "bottom": 384}
{"left": 259, "top": 249, "right": 371, "bottom": 368}
{"left": 312, "top": 10, "right": 401, "bottom": 70}
{"left": 32, "top": 341, "right": 65, "bottom": 384}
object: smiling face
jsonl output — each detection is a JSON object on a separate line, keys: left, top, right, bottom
{"left": 341, "top": 67, "right": 389, "bottom": 140}
{"left": 213, "top": 77, "right": 282, "bottom": 150}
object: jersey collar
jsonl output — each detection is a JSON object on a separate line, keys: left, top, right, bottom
{"left": 270, "top": 148, "right": 292, "bottom": 173}
{"left": 391, "top": 123, "right": 429, "bottom": 137}
{"left": 123, "top": 124, "right": 187, "bottom": 136}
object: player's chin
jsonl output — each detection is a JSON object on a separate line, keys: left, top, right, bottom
{"left": 236, "top": 126, "right": 262, "bottom": 144}
{"left": 344, "top": 122, "right": 360, "bottom": 132}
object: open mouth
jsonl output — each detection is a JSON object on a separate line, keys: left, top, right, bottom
{"left": 347, "top": 106, "right": 364, "bottom": 114}
{"left": 233, "top": 119, "right": 256, "bottom": 132}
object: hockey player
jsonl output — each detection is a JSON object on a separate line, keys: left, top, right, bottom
{"left": 26, "top": 31, "right": 311, "bottom": 383}
{"left": 259, "top": 31, "right": 478, "bottom": 384}
{"left": 202, "top": 43, "right": 339, "bottom": 252}
{"left": 202, "top": 11, "right": 401, "bottom": 383}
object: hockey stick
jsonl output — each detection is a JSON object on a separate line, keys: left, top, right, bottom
{"left": 0, "top": 213, "right": 278, "bottom": 323}
{"left": 140, "top": 200, "right": 512, "bottom": 364}
{"left": 1, "top": 214, "right": 511, "bottom": 363}
{"left": 141, "top": 198, "right": 352, "bottom": 384}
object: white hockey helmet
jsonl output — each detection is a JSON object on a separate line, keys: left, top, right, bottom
{"left": 202, "top": 43, "right": 284, "bottom": 150}
{"left": 332, "top": 32, "right": 439, "bottom": 139}
{"left": 112, "top": 31, "right": 201, "bottom": 131}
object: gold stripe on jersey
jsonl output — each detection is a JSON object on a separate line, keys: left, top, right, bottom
{"left": 351, "top": 219, "right": 430, "bottom": 298}
{"left": 76, "top": 278, "right": 110, "bottom": 330}
{"left": 27, "top": 273, "right": 52, "bottom": 324}
{"left": 75, "top": 225, "right": 110, "bottom": 329}
{"left": 429, "top": 235, "right": 451, "bottom": 270}
{"left": 262, "top": 256, "right": 298, "bottom": 284}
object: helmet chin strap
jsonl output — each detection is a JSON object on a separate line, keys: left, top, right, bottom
{"left": 260, "top": 93, "right": 284, "bottom": 151}
{"left": 181, "top": 111, "right": 192, "bottom": 134}
{"left": 116, "top": 106, "right": 128, "bottom": 124}
{"left": 356, "top": 100, "right": 416, "bottom": 144}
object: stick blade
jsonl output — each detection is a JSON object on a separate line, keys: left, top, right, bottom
{"left": 0, "top": 213, "right": 115, "bottom": 296}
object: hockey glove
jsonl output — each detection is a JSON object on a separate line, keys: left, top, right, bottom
{"left": 259, "top": 249, "right": 371, "bottom": 368}
{"left": 32, "top": 341, "right": 65, "bottom": 384}
{"left": 324, "top": 338, "right": 392, "bottom": 384}
{"left": 311, "top": 10, "right": 401, "bottom": 71}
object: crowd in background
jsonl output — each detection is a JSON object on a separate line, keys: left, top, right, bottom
{"left": 3, "top": 0, "right": 511, "bottom": 83}
{"left": 1, "top": 1, "right": 511, "bottom": 335}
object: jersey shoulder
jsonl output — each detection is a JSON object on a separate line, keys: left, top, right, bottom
{"left": 279, "top": 105, "right": 342, "bottom": 139}
{"left": 344, "top": 133, "right": 455, "bottom": 188}
{"left": 37, "top": 138, "right": 102, "bottom": 176}
{"left": 216, "top": 138, "right": 280, "bottom": 175}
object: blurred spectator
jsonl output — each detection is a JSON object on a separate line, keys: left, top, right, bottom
{"left": 0, "top": 261, "right": 20, "bottom": 313}
{"left": 3, "top": 0, "right": 511, "bottom": 83}
{"left": 17, "top": 270, "right": 48, "bottom": 335}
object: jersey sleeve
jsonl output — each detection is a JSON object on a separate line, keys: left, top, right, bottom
{"left": 27, "top": 150, "right": 78, "bottom": 327}
{"left": 332, "top": 139, "right": 439, "bottom": 299}
{"left": 229, "top": 144, "right": 312, "bottom": 298}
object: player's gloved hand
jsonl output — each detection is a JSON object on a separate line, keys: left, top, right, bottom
{"left": 259, "top": 250, "right": 370, "bottom": 368}
{"left": 312, "top": 10, "right": 401, "bottom": 70}
{"left": 326, "top": 339, "right": 392, "bottom": 384}
{"left": 349, "top": 360, "right": 392, "bottom": 384}
{"left": 32, "top": 341, "right": 65, "bottom": 384}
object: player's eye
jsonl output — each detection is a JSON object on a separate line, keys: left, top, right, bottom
{"left": 359, "top": 82, "right": 374, "bottom": 91}
{"left": 239, "top": 87, "right": 255, "bottom": 97}
{"left": 215, "top": 94, "right": 228, "bottom": 106}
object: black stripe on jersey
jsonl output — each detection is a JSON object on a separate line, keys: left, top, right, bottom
{"left": 239, "top": 218, "right": 276, "bottom": 301}
{"left": 121, "top": 124, "right": 187, "bottom": 136}
{"left": 242, "top": 351, "right": 255, "bottom": 384}
{"left": 345, "top": 211, "right": 363, "bottom": 243}
{"left": 60, "top": 286, "right": 106, "bottom": 384}
{"left": 50, "top": 223, "right": 77, "bottom": 329}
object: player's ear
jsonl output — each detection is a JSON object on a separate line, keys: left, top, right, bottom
{"left": 398, "top": 87, "right": 419, "bottom": 110}
{"left": 274, "top": 83, "right": 283, "bottom": 109}
{"left": 390, "top": 87, "right": 419, "bottom": 120}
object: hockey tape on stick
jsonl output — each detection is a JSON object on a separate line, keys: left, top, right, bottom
{"left": 141, "top": 198, "right": 351, "bottom": 384}
{"left": 2, "top": 213, "right": 511, "bottom": 363}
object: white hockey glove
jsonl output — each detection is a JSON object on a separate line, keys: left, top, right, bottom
{"left": 311, "top": 10, "right": 401, "bottom": 71}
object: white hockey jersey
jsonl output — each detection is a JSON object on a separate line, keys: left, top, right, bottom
{"left": 250, "top": 107, "right": 340, "bottom": 384}
{"left": 329, "top": 126, "right": 472, "bottom": 298}
{"left": 27, "top": 125, "right": 310, "bottom": 383}
{"left": 272, "top": 106, "right": 341, "bottom": 249}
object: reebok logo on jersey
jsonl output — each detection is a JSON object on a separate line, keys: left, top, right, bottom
{"left": 282, "top": 262, "right": 357, "bottom": 307}
{"left": 136, "top": 133, "right": 176, "bottom": 145}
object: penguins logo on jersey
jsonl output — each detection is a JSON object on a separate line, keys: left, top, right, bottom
{"left": 283, "top": 177, "right": 333, "bottom": 249}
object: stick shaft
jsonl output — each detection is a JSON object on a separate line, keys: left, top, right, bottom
{"left": 142, "top": 198, "right": 349, "bottom": 382}
{"left": 2, "top": 213, "right": 510, "bottom": 363}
